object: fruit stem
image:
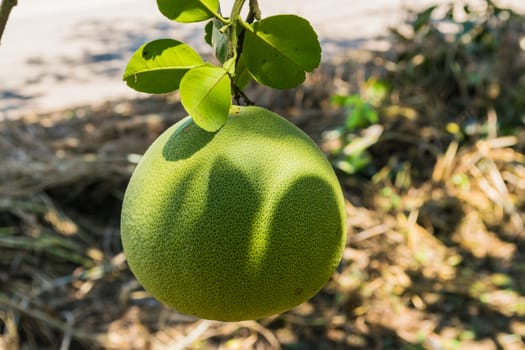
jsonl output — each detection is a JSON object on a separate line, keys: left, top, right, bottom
{"left": 230, "top": 0, "right": 247, "bottom": 23}
{"left": 0, "top": 0, "right": 17, "bottom": 44}
{"left": 227, "top": 0, "right": 258, "bottom": 105}
{"left": 227, "top": 0, "right": 247, "bottom": 64}
{"left": 233, "top": 84, "right": 254, "bottom": 105}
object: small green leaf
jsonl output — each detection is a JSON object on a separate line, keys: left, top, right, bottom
{"left": 157, "top": 0, "right": 219, "bottom": 23}
{"left": 123, "top": 39, "right": 203, "bottom": 94}
{"left": 242, "top": 15, "right": 321, "bottom": 89}
{"left": 180, "top": 65, "right": 232, "bottom": 131}
{"left": 209, "top": 18, "right": 229, "bottom": 63}
{"left": 414, "top": 5, "right": 437, "bottom": 31}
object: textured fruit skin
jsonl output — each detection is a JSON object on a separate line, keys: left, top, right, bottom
{"left": 121, "top": 106, "right": 346, "bottom": 321}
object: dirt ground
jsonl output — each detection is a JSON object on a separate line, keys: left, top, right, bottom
{"left": 1, "top": 71, "right": 524, "bottom": 350}
{"left": 1, "top": 2, "right": 525, "bottom": 350}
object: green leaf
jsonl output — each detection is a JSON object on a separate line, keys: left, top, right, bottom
{"left": 123, "top": 39, "right": 203, "bottom": 94}
{"left": 157, "top": 0, "right": 219, "bottom": 23}
{"left": 232, "top": 54, "right": 252, "bottom": 89}
{"left": 180, "top": 65, "right": 232, "bottom": 131}
{"left": 242, "top": 15, "right": 321, "bottom": 89}
{"left": 205, "top": 20, "right": 213, "bottom": 46}
{"left": 209, "top": 18, "right": 229, "bottom": 63}
{"left": 414, "top": 5, "right": 437, "bottom": 31}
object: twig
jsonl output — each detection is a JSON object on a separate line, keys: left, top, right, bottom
{"left": 351, "top": 224, "right": 390, "bottom": 242}
{"left": 247, "top": 0, "right": 261, "bottom": 23}
{"left": 240, "top": 321, "right": 281, "bottom": 349}
{"left": 233, "top": 83, "right": 254, "bottom": 106}
{"left": 169, "top": 320, "right": 211, "bottom": 350}
{"left": 0, "top": 293, "right": 93, "bottom": 341}
{"left": 59, "top": 312, "right": 75, "bottom": 350}
{"left": 0, "top": 0, "right": 18, "bottom": 44}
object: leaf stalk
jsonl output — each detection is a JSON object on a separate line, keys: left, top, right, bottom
{"left": 227, "top": 0, "right": 247, "bottom": 64}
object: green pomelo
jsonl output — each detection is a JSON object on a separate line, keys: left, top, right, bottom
{"left": 121, "top": 106, "right": 346, "bottom": 321}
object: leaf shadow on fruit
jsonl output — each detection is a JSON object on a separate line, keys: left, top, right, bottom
{"left": 156, "top": 155, "right": 264, "bottom": 321}
{"left": 258, "top": 174, "right": 344, "bottom": 316}
{"left": 161, "top": 118, "right": 216, "bottom": 161}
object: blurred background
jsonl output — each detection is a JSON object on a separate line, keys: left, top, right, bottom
{"left": 1, "top": 0, "right": 525, "bottom": 349}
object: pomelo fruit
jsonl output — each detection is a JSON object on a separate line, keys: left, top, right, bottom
{"left": 121, "top": 105, "right": 346, "bottom": 321}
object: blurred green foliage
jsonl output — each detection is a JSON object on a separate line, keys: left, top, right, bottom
{"left": 388, "top": 0, "right": 525, "bottom": 135}
{"left": 328, "top": 80, "right": 388, "bottom": 174}
{"left": 329, "top": 0, "right": 525, "bottom": 176}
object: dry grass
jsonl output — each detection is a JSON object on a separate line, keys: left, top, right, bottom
{"left": 0, "top": 70, "right": 523, "bottom": 349}
{"left": 1, "top": 2, "right": 525, "bottom": 348}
